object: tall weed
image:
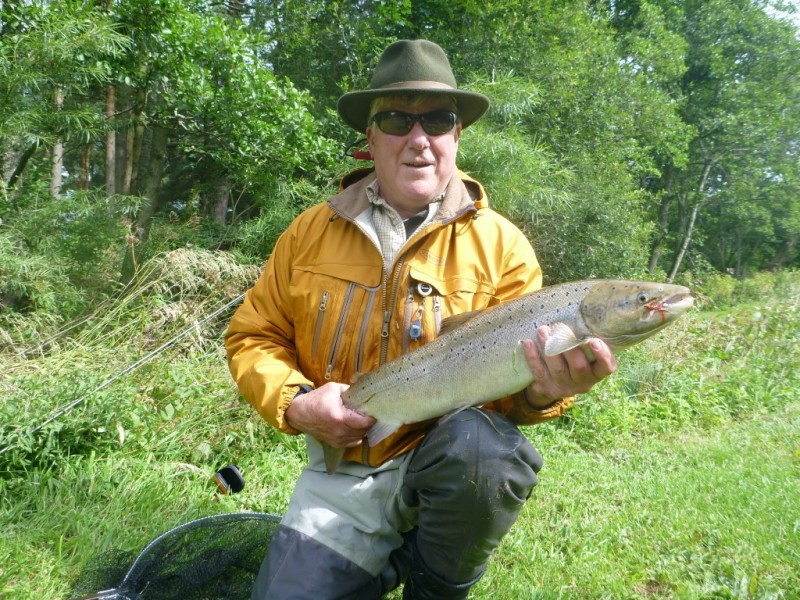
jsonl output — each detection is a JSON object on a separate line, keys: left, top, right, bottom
{"left": 0, "top": 249, "right": 259, "bottom": 475}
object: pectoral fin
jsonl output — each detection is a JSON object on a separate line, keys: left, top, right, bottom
{"left": 544, "top": 322, "right": 585, "bottom": 356}
{"left": 323, "top": 444, "right": 346, "bottom": 475}
{"left": 367, "top": 421, "right": 402, "bottom": 447}
{"left": 439, "top": 309, "right": 483, "bottom": 335}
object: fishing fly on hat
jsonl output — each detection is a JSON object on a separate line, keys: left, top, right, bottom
{"left": 337, "top": 39, "right": 490, "bottom": 132}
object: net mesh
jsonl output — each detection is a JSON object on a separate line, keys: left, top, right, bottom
{"left": 70, "top": 512, "right": 280, "bottom": 600}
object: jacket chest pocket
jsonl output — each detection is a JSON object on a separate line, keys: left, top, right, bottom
{"left": 292, "top": 269, "right": 381, "bottom": 384}
{"left": 402, "top": 268, "right": 498, "bottom": 353}
{"left": 402, "top": 281, "right": 442, "bottom": 354}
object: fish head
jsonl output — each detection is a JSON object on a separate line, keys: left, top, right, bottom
{"left": 580, "top": 280, "right": 693, "bottom": 350}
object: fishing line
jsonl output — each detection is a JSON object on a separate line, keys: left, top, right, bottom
{"left": 0, "top": 293, "right": 245, "bottom": 457}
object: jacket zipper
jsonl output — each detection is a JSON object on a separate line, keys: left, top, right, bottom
{"left": 380, "top": 255, "right": 405, "bottom": 365}
{"left": 311, "top": 291, "right": 329, "bottom": 359}
{"left": 324, "top": 283, "right": 355, "bottom": 380}
{"left": 402, "top": 284, "right": 415, "bottom": 354}
{"left": 432, "top": 294, "right": 442, "bottom": 336}
{"left": 354, "top": 288, "right": 377, "bottom": 375}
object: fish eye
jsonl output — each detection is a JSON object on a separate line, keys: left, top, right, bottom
{"left": 637, "top": 292, "right": 649, "bottom": 304}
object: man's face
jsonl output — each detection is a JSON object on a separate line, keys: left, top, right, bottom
{"left": 366, "top": 96, "right": 461, "bottom": 219}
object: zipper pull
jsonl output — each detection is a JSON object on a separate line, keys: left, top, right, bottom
{"left": 432, "top": 295, "right": 441, "bottom": 336}
{"left": 381, "top": 310, "right": 391, "bottom": 339}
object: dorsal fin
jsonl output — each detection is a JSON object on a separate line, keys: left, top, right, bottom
{"left": 439, "top": 309, "right": 484, "bottom": 336}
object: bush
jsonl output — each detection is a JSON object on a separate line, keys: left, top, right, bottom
{"left": 0, "top": 190, "right": 140, "bottom": 344}
{"left": 0, "top": 248, "right": 260, "bottom": 475}
{"left": 696, "top": 273, "right": 737, "bottom": 308}
{"left": 694, "top": 270, "right": 800, "bottom": 310}
{"left": 732, "top": 271, "right": 777, "bottom": 303}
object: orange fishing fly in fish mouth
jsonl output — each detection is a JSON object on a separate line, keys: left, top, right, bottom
{"left": 645, "top": 299, "right": 669, "bottom": 322}
{"left": 646, "top": 290, "right": 693, "bottom": 323}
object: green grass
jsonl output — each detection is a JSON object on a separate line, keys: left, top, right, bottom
{"left": 1, "top": 268, "right": 799, "bottom": 599}
{"left": 484, "top": 404, "right": 800, "bottom": 598}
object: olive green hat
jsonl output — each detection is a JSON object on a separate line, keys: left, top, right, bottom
{"left": 337, "top": 39, "right": 490, "bottom": 132}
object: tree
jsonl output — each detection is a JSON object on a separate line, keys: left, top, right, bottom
{"left": 612, "top": 0, "right": 800, "bottom": 277}
{"left": 0, "top": 1, "right": 129, "bottom": 197}
{"left": 103, "top": 0, "right": 338, "bottom": 279}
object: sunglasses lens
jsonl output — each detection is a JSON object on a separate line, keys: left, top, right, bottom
{"left": 373, "top": 111, "right": 457, "bottom": 136}
{"left": 421, "top": 110, "right": 457, "bottom": 135}
{"left": 376, "top": 113, "right": 414, "bottom": 135}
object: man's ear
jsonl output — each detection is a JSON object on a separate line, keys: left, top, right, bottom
{"left": 366, "top": 125, "right": 374, "bottom": 152}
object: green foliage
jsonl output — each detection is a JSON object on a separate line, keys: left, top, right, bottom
{"left": 0, "top": 248, "right": 259, "bottom": 475}
{"left": 633, "top": 0, "right": 800, "bottom": 276}
{"left": 460, "top": 72, "right": 653, "bottom": 282}
{"left": 230, "top": 177, "right": 333, "bottom": 263}
{"left": 107, "top": 0, "right": 339, "bottom": 214}
{"left": 0, "top": 189, "right": 137, "bottom": 341}
{"left": 694, "top": 269, "right": 800, "bottom": 309}
{"left": 0, "top": 1, "right": 130, "bottom": 158}
{"left": 3, "top": 0, "right": 797, "bottom": 296}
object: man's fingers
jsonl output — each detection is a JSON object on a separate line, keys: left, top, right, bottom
{"left": 587, "top": 339, "right": 617, "bottom": 378}
{"left": 523, "top": 327, "right": 618, "bottom": 401}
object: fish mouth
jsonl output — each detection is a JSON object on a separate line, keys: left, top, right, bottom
{"left": 641, "top": 288, "right": 693, "bottom": 325}
{"left": 662, "top": 289, "right": 694, "bottom": 314}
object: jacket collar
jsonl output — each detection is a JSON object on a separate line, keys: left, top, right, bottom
{"left": 329, "top": 169, "right": 483, "bottom": 223}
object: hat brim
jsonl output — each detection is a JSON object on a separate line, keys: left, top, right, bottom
{"left": 337, "top": 87, "right": 490, "bottom": 132}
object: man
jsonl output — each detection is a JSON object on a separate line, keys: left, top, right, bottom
{"left": 226, "top": 39, "right": 616, "bottom": 600}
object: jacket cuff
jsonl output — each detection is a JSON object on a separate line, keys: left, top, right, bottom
{"left": 275, "top": 385, "right": 307, "bottom": 435}
{"left": 491, "top": 391, "right": 574, "bottom": 425}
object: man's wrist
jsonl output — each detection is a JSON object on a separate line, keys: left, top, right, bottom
{"left": 522, "top": 386, "right": 559, "bottom": 409}
{"left": 293, "top": 384, "right": 314, "bottom": 400}
{"left": 284, "top": 384, "right": 314, "bottom": 432}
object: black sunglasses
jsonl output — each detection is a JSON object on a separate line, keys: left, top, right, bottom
{"left": 371, "top": 110, "right": 458, "bottom": 136}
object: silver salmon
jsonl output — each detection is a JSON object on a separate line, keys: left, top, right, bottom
{"left": 324, "top": 280, "right": 693, "bottom": 473}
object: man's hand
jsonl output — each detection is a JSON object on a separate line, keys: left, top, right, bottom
{"left": 522, "top": 325, "right": 617, "bottom": 408}
{"left": 284, "top": 382, "right": 376, "bottom": 448}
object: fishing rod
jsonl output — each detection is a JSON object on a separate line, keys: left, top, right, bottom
{"left": 0, "top": 293, "right": 245, "bottom": 457}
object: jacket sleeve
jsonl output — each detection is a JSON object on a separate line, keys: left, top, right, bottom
{"left": 224, "top": 225, "right": 311, "bottom": 434}
{"left": 483, "top": 220, "right": 575, "bottom": 424}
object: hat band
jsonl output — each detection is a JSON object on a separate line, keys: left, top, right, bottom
{"left": 376, "top": 80, "right": 455, "bottom": 91}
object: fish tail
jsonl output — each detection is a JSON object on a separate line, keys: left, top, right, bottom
{"left": 322, "top": 443, "right": 345, "bottom": 475}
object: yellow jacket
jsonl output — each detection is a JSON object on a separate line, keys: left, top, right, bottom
{"left": 225, "top": 169, "right": 573, "bottom": 467}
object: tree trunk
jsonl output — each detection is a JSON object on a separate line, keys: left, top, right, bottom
{"left": 667, "top": 202, "right": 700, "bottom": 282}
{"left": 121, "top": 125, "right": 170, "bottom": 282}
{"left": 766, "top": 236, "right": 798, "bottom": 270}
{"left": 6, "top": 142, "right": 38, "bottom": 191}
{"left": 667, "top": 159, "right": 716, "bottom": 282}
{"left": 122, "top": 89, "right": 145, "bottom": 195}
{"left": 105, "top": 84, "right": 116, "bottom": 195}
{"left": 50, "top": 86, "right": 65, "bottom": 198}
{"left": 78, "top": 144, "right": 91, "bottom": 189}
{"left": 131, "top": 119, "right": 145, "bottom": 192}
{"left": 647, "top": 193, "right": 673, "bottom": 275}
{"left": 213, "top": 177, "right": 230, "bottom": 225}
